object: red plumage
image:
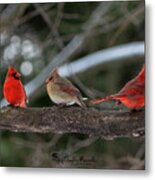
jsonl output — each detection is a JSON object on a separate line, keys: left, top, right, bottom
{"left": 3, "top": 66, "right": 27, "bottom": 107}
{"left": 91, "top": 65, "right": 145, "bottom": 109}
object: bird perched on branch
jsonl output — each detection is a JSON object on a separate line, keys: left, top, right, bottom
{"left": 46, "top": 68, "right": 87, "bottom": 107}
{"left": 91, "top": 65, "right": 145, "bottom": 109}
{"left": 3, "top": 66, "right": 27, "bottom": 107}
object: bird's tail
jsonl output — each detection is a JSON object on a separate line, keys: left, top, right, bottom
{"left": 91, "top": 95, "right": 114, "bottom": 105}
{"left": 77, "top": 97, "right": 86, "bottom": 108}
{"left": 82, "top": 97, "right": 88, "bottom": 101}
{"left": 90, "top": 94, "right": 124, "bottom": 105}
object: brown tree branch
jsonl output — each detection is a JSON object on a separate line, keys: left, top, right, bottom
{"left": 0, "top": 106, "right": 144, "bottom": 139}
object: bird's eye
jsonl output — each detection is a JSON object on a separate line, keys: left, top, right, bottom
{"left": 12, "top": 72, "right": 16, "bottom": 76}
{"left": 12, "top": 72, "right": 19, "bottom": 80}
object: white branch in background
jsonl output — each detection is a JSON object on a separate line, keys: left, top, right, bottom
{"left": 59, "top": 42, "right": 144, "bottom": 77}
{"left": 1, "top": 2, "right": 113, "bottom": 107}
{"left": 21, "top": 2, "right": 113, "bottom": 97}
{"left": 0, "top": 42, "right": 144, "bottom": 107}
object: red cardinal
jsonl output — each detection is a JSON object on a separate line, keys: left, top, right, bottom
{"left": 3, "top": 66, "right": 27, "bottom": 107}
{"left": 91, "top": 65, "right": 145, "bottom": 109}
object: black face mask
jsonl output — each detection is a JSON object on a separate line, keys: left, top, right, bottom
{"left": 12, "top": 72, "right": 20, "bottom": 80}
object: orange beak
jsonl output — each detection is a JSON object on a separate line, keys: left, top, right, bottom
{"left": 45, "top": 74, "right": 54, "bottom": 84}
{"left": 45, "top": 78, "right": 50, "bottom": 84}
{"left": 16, "top": 72, "right": 21, "bottom": 77}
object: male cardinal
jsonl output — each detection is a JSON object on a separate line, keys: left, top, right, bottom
{"left": 91, "top": 65, "right": 145, "bottom": 109}
{"left": 3, "top": 66, "right": 27, "bottom": 107}
{"left": 46, "top": 68, "right": 86, "bottom": 107}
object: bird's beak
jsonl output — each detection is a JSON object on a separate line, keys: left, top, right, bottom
{"left": 45, "top": 78, "right": 49, "bottom": 84}
{"left": 16, "top": 72, "right": 21, "bottom": 77}
{"left": 45, "top": 75, "right": 53, "bottom": 84}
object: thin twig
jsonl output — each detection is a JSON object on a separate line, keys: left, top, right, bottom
{"left": 110, "top": 3, "right": 144, "bottom": 45}
{"left": 34, "top": 4, "right": 64, "bottom": 49}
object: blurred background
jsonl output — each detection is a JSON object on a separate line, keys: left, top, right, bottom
{"left": 0, "top": 1, "right": 144, "bottom": 169}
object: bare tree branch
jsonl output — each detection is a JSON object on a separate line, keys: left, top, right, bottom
{"left": 0, "top": 2, "right": 144, "bottom": 107}
{"left": 1, "top": 4, "right": 28, "bottom": 29}
{"left": 16, "top": 4, "right": 55, "bottom": 26}
{"left": 0, "top": 2, "right": 113, "bottom": 106}
{"left": 33, "top": 4, "right": 64, "bottom": 49}
{"left": 59, "top": 42, "right": 144, "bottom": 77}
{"left": 54, "top": 3, "right": 64, "bottom": 29}
{"left": 0, "top": 41, "right": 144, "bottom": 107}
{"left": 0, "top": 106, "right": 144, "bottom": 140}
{"left": 110, "top": 2, "right": 144, "bottom": 45}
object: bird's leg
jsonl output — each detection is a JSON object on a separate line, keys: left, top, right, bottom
{"left": 115, "top": 100, "right": 123, "bottom": 112}
{"left": 115, "top": 100, "right": 121, "bottom": 105}
{"left": 7, "top": 104, "right": 14, "bottom": 108}
{"left": 58, "top": 103, "right": 66, "bottom": 108}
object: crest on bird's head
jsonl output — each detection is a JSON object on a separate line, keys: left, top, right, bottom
{"left": 8, "top": 66, "right": 21, "bottom": 78}
{"left": 137, "top": 64, "right": 145, "bottom": 82}
{"left": 53, "top": 68, "right": 59, "bottom": 75}
{"left": 45, "top": 67, "right": 59, "bottom": 84}
{"left": 139, "top": 64, "right": 144, "bottom": 74}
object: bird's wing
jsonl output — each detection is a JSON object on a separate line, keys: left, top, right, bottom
{"left": 119, "top": 78, "right": 144, "bottom": 96}
{"left": 19, "top": 81, "right": 28, "bottom": 103}
{"left": 56, "top": 80, "right": 81, "bottom": 96}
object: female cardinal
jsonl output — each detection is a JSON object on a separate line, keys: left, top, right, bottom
{"left": 91, "top": 65, "right": 145, "bottom": 109}
{"left": 3, "top": 66, "right": 27, "bottom": 107}
{"left": 46, "top": 68, "right": 86, "bottom": 107}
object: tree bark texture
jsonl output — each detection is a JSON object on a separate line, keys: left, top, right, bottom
{"left": 0, "top": 106, "right": 144, "bottom": 140}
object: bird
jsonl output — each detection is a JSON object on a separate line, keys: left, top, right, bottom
{"left": 3, "top": 66, "right": 27, "bottom": 107}
{"left": 46, "top": 68, "right": 87, "bottom": 107}
{"left": 91, "top": 65, "right": 145, "bottom": 109}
